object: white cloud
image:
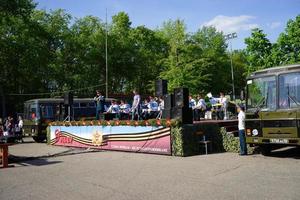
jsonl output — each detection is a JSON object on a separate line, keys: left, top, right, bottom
{"left": 268, "top": 22, "right": 281, "bottom": 29}
{"left": 201, "top": 15, "right": 259, "bottom": 33}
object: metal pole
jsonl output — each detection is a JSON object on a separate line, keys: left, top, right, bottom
{"left": 68, "top": 105, "right": 70, "bottom": 122}
{"left": 225, "top": 33, "right": 237, "bottom": 101}
{"left": 105, "top": 8, "right": 108, "bottom": 98}
{"left": 230, "top": 41, "right": 236, "bottom": 100}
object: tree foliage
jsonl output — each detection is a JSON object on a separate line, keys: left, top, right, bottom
{"left": 1, "top": 0, "right": 299, "bottom": 115}
{"left": 244, "top": 15, "right": 300, "bottom": 74}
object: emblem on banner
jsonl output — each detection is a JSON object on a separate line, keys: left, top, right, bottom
{"left": 92, "top": 130, "right": 103, "bottom": 146}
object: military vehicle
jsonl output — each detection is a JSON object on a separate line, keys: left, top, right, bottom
{"left": 245, "top": 64, "right": 300, "bottom": 155}
{"left": 23, "top": 98, "right": 113, "bottom": 142}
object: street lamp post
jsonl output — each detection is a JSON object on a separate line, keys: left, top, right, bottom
{"left": 225, "top": 32, "right": 237, "bottom": 101}
{"left": 105, "top": 8, "right": 108, "bottom": 98}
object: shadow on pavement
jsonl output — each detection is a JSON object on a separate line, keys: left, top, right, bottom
{"left": 269, "top": 147, "right": 300, "bottom": 159}
{"left": 17, "top": 158, "right": 62, "bottom": 167}
{"left": 8, "top": 147, "right": 105, "bottom": 167}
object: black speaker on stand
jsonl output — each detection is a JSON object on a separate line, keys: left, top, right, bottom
{"left": 64, "top": 92, "right": 73, "bottom": 121}
{"left": 173, "top": 88, "right": 189, "bottom": 108}
{"left": 162, "top": 93, "right": 173, "bottom": 119}
{"left": 171, "top": 107, "right": 193, "bottom": 124}
{"left": 172, "top": 88, "right": 192, "bottom": 124}
{"left": 64, "top": 92, "right": 73, "bottom": 106}
{"left": 155, "top": 79, "right": 168, "bottom": 97}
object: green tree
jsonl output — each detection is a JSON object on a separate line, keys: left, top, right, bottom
{"left": 274, "top": 15, "right": 300, "bottom": 65}
{"left": 0, "top": 0, "right": 52, "bottom": 113}
{"left": 244, "top": 28, "right": 273, "bottom": 73}
{"left": 192, "top": 26, "right": 230, "bottom": 95}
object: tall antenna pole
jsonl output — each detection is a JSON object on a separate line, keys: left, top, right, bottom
{"left": 105, "top": 8, "right": 108, "bottom": 98}
{"left": 225, "top": 32, "right": 237, "bottom": 101}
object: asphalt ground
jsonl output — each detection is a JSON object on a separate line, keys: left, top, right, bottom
{"left": 0, "top": 138, "right": 299, "bottom": 200}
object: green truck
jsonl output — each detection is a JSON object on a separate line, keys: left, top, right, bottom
{"left": 245, "top": 64, "right": 300, "bottom": 155}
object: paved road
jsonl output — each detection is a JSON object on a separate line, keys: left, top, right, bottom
{"left": 1, "top": 139, "right": 299, "bottom": 200}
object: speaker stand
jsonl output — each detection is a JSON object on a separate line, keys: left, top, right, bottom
{"left": 63, "top": 105, "right": 71, "bottom": 122}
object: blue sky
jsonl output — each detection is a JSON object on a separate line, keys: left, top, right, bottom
{"left": 35, "top": 0, "right": 300, "bottom": 49}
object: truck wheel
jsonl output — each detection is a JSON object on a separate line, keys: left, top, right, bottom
{"left": 32, "top": 136, "right": 46, "bottom": 143}
{"left": 260, "top": 145, "right": 272, "bottom": 156}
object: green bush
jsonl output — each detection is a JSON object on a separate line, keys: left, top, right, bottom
{"left": 219, "top": 127, "right": 254, "bottom": 154}
{"left": 171, "top": 126, "right": 184, "bottom": 156}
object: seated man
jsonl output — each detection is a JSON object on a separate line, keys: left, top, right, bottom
{"left": 195, "top": 95, "right": 206, "bottom": 120}
{"left": 141, "top": 99, "right": 150, "bottom": 119}
{"left": 119, "top": 100, "right": 131, "bottom": 120}
{"left": 105, "top": 100, "right": 120, "bottom": 120}
{"left": 148, "top": 96, "right": 159, "bottom": 119}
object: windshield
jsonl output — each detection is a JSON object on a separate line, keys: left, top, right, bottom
{"left": 24, "top": 102, "right": 40, "bottom": 120}
{"left": 40, "top": 104, "right": 55, "bottom": 119}
{"left": 279, "top": 72, "right": 300, "bottom": 109}
{"left": 247, "top": 76, "right": 276, "bottom": 111}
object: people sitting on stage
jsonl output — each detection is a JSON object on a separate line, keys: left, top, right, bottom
{"left": 141, "top": 99, "right": 150, "bottom": 119}
{"left": 149, "top": 96, "right": 159, "bottom": 111}
{"left": 148, "top": 96, "right": 159, "bottom": 118}
{"left": 206, "top": 92, "right": 218, "bottom": 120}
{"left": 189, "top": 95, "right": 196, "bottom": 109}
{"left": 105, "top": 100, "right": 120, "bottom": 120}
{"left": 157, "top": 96, "right": 164, "bottom": 119}
{"left": 119, "top": 100, "right": 131, "bottom": 120}
{"left": 195, "top": 95, "right": 206, "bottom": 120}
{"left": 106, "top": 100, "right": 120, "bottom": 113}
{"left": 207, "top": 92, "right": 217, "bottom": 105}
{"left": 219, "top": 92, "right": 228, "bottom": 120}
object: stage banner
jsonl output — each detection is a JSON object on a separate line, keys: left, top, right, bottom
{"left": 49, "top": 125, "right": 171, "bottom": 155}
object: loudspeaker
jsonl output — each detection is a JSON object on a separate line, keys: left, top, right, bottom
{"left": 174, "top": 88, "right": 189, "bottom": 108}
{"left": 64, "top": 92, "right": 73, "bottom": 105}
{"left": 162, "top": 109, "right": 172, "bottom": 119}
{"left": 155, "top": 79, "right": 168, "bottom": 97}
{"left": 172, "top": 106, "right": 193, "bottom": 124}
{"left": 164, "top": 94, "right": 174, "bottom": 110}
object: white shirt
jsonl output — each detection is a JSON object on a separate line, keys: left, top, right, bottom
{"left": 220, "top": 96, "right": 227, "bottom": 107}
{"left": 107, "top": 104, "right": 120, "bottom": 113}
{"left": 189, "top": 99, "right": 196, "bottom": 109}
{"left": 158, "top": 100, "right": 164, "bottom": 111}
{"left": 196, "top": 99, "right": 206, "bottom": 110}
{"left": 120, "top": 104, "right": 131, "bottom": 113}
{"left": 18, "top": 119, "right": 23, "bottom": 128}
{"left": 149, "top": 100, "right": 159, "bottom": 111}
{"left": 132, "top": 94, "right": 140, "bottom": 109}
{"left": 238, "top": 111, "right": 245, "bottom": 130}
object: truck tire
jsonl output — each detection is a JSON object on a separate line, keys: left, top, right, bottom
{"left": 32, "top": 136, "right": 46, "bottom": 143}
{"left": 260, "top": 145, "right": 272, "bottom": 156}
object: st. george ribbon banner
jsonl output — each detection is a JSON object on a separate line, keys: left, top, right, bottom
{"left": 49, "top": 125, "right": 171, "bottom": 155}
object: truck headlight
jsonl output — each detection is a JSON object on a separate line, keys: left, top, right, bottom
{"left": 252, "top": 129, "right": 258, "bottom": 136}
